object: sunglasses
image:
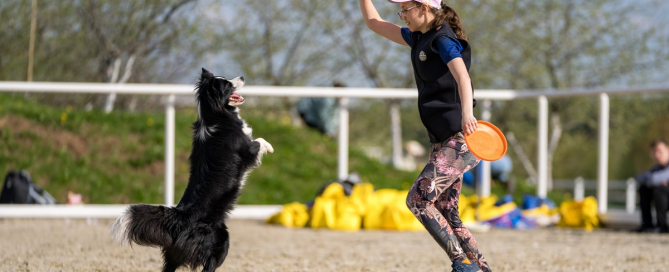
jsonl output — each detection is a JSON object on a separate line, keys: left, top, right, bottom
{"left": 397, "top": 4, "right": 421, "bottom": 18}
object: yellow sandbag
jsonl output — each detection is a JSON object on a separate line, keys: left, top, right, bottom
{"left": 460, "top": 206, "right": 477, "bottom": 224}
{"left": 461, "top": 195, "right": 511, "bottom": 222}
{"left": 477, "top": 202, "right": 517, "bottom": 221}
{"left": 380, "top": 207, "right": 398, "bottom": 230}
{"left": 379, "top": 192, "right": 402, "bottom": 230}
{"left": 523, "top": 204, "right": 557, "bottom": 217}
{"left": 363, "top": 189, "right": 403, "bottom": 230}
{"left": 363, "top": 190, "right": 393, "bottom": 229}
{"left": 460, "top": 195, "right": 496, "bottom": 210}
{"left": 374, "top": 189, "right": 401, "bottom": 205}
{"left": 348, "top": 183, "right": 374, "bottom": 215}
{"left": 381, "top": 194, "right": 406, "bottom": 230}
{"left": 320, "top": 183, "right": 346, "bottom": 200}
{"left": 478, "top": 195, "right": 498, "bottom": 209}
{"left": 334, "top": 213, "right": 362, "bottom": 231}
{"left": 350, "top": 183, "right": 374, "bottom": 200}
{"left": 376, "top": 190, "right": 423, "bottom": 231}
{"left": 558, "top": 196, "right": 599, "bottom": 231}
{"left": 362, "top": 201, "right": 385, "bottom": 229}
{"left": 289, "top": 202, "right": 310, "bottom": 227}
{"left": 333, "top": 198, "right": 362, "bottom": 231}
{"left": 310, "top": 196, "right": 337, "bottom": 229}
{"left": 391, "top": 190, "right": 423, "bottom": 231}
{"left": 266, "top": 202, "right": 309, "bottom": 228}
{"left": 266, "top": 210, "right": 290, "bottom": 226}
{"left": 309, "top": 183, "right": 349, "bottom": 229}
{"left": 458, "top": 194, "right": 470, "bottom": 215}
{"left": 581, "top": 196, "right": 600, "bottom": 231}
{"left": 458, "top": 194, "right": 477, "bottom": 223}
{"left": 559, "top": 200, "right": 582, "bottom": 227}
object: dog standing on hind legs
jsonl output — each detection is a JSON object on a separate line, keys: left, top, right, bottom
{"left": 110, "top": 68, "right": 273, "bottom": 272}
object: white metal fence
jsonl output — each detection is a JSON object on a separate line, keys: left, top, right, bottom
{"left": 554, "top": 178, "right": 637, "bottom": 214}
{"left": 1, "top": 81, "right": 669, "bottom": 218}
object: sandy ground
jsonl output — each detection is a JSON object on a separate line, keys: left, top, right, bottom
{"left": 0, "top": 219, "right": 668, "bottom": 272}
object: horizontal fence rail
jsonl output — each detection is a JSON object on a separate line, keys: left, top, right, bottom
{"left": 0, "top": 81, "right": 516, "bottom": 99}
{"left": 1, "top": 81, "right": 669, "bottom": 218}
{"left": 2, "top": 81, "right": 668, "bottom": 98}
{"left": 0, "top": 204, "right": 282, "bottom": 219}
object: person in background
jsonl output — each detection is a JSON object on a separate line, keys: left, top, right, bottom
{"left": 635, "top": 139, "right": 669, "bottom": 233}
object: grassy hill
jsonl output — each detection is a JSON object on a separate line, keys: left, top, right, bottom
{"left": 0, "top": 93, "right": 424, "bottom": 205}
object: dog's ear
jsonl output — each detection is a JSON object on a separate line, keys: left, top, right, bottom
{"left": 201, "top": 68, "right": 214, "bottom": 79}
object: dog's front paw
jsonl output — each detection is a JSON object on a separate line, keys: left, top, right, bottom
{"left": 255, "top": 138, "right": 274, "bottom": 154}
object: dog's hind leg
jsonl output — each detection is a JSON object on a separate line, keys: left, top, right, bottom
{"left": 201, "top": 229, "right": 231, "bottom": 272}
{"left": 201, "top": 256, "right": 222, "bottom": 272}
{"left": 161, "top": 248, "right": 181, "bottom": 272}
{"left": 162, "top": 261, "right": 178, "bottom": 272}
{"left": 201, "top": 248, "right": 230, "bottom": 272}
{"left": 201, "top": 244, "right": 229, "bottom": 272}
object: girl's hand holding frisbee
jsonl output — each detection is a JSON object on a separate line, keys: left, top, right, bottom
{"left": 462, "top": 112, "right": 478, "bottom": 135}
{"left": 464, "top": 121, "right": 507, "bottom": 161}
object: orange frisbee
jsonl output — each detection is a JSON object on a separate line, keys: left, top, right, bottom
{"left": 464, "top": 121, "right": 507, "bottom": 161}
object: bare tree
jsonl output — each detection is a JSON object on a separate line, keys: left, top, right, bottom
{"left": 214, "top": 0, "right": 350, "bottom": 125}
{"left": 218, "top": 0, "right": 342, "bottom": 86}
{"left": 78, "top": 0, "right": 197, "bottom": 112}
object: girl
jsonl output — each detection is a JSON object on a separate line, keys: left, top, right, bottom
{"left": 358, "top": 1, "right": 491, "bottom": 271}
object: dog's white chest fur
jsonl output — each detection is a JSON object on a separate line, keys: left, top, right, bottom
{"left": 233, "top": 107, "right": 273, "bottom": 187}
{"left": 235, "top": 107, "right": 254, "bottom": 139}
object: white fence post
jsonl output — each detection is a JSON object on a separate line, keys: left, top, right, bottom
{"left": 626, "top": 178, "right": 636, "bottom": 214}
{"left": 479, "top": 100, "right": 492, "bottom": 197}
{"left": 537, "top": 96, "right": 548, "bottom": 199}
{"left": 574, "top": 176, "right": 584, "bottom": 201}
{"left": 337, "top": 97, "right": 349, "bottom": 181}
{"left": 164, "top": 94, "right": 175, "bottom": 206}
{"left": 390, "top": 101, "right": 403, "bottom": 169}
{"left": 597, "top": 93, "right": 610, "bottom": 214}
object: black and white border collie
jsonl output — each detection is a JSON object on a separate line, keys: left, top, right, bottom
{"left": 110, "top": 68, "right": 273, "bottom": 272}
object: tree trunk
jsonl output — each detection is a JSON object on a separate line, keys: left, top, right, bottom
{"left": 105, "top": 55, "right": 135, "bottom": 113}
{"left": 104, "top": 58, "right": 121, "bottom": 113}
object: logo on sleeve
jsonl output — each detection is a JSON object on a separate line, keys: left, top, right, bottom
{"left": 419, "top": 51, "right": 427, "bottom": 61}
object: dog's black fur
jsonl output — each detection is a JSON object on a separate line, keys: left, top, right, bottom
{"left": 110, "top": 68, "right": 273, "bottom": 272}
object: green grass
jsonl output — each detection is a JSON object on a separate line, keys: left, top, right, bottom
{"left": 0, "top": 93, "right": 421, "bottom": 204}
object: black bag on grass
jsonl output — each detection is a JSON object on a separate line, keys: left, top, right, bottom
{"left": 0, "top": 170, "right": 56, "bottom": 204}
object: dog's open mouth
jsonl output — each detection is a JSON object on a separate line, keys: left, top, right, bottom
{"left": 229, "top": 92, "right": 245, "bottom": 106}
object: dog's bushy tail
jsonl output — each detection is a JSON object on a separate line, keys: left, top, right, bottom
{"left": 110, "top": 204, "right": 182, "bottom": 248}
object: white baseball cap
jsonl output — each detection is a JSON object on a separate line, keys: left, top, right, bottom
{"left": 388, "top": 0, "right": 442, "bottom": 10}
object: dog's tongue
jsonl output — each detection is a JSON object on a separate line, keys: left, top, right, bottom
{"left": 230, "top": 92, "right": 243, "bottom": 102}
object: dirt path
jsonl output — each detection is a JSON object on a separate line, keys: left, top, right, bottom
{"left": 0, "top": 219, "right": 667, "bottom": 272}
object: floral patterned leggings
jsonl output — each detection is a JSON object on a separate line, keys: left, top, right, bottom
{"left": 406, "top": 133, "right": 492, "bottom": 272}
